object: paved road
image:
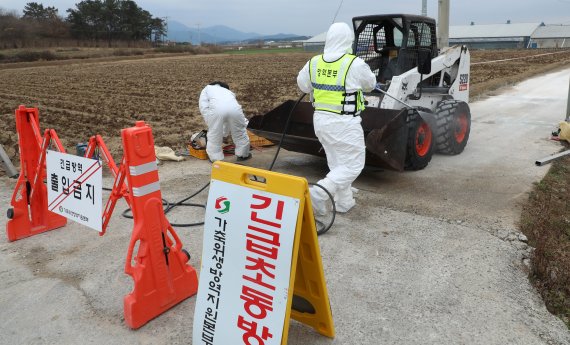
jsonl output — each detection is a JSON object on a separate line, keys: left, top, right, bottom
{"left": 1, "top": 68, "right": 569, "bottom": 344}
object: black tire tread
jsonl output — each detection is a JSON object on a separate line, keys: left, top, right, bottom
{"left": 434, "top": 100, "right": 471, "bottom": 155}
{"left": 404, "top": 109, "right": 434, "bottom": 171}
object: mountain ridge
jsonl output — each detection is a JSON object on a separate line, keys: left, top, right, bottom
{"left": 166, "top": 20, "right": 307, "bottom": 44}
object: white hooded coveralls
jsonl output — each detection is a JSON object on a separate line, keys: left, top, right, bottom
{"left": 198, "top": 84, "right": 250, "bottom": 162}
{"left": 297, "top": 22, "right": 376, "bottom": 213}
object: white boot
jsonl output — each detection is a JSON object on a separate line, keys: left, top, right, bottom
{"left": 309, "top": 187, "right": 328, "bottom": 216}
{"left": 335, "top": 186, "right": 356, "bottom": 213}
{"left": 309, "top": 179, "right": 337, "bottom": 216}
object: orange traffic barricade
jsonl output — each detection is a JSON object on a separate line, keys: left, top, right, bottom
{"left": 121, "top": 121, "right": 198, "bottom": 329}
{"left": 6, "top": 106, "right": 67, "bottom": 241}
{"left": 5, "top": 107, "right": 198, "bottom": 329}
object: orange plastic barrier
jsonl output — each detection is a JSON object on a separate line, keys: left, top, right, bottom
{"left": 6, "top": 106, "right": 67, "bottom": 241}
{"left": 6, "top": 107, "right": 198, "bottom": 329}
{"left": 121, "top": 121, "right": 198, "bottom": 329}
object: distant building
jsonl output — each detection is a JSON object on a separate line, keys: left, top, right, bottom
{"left": 303, "top": 21, "right": 569, "bottom": 51}
{"left": 449, "top": 22, "right": 541, "bottom": 49}
{"left": 529, "top": 24, "right": 570, "bottom": 48}
{"left": 302, "top": 32, "right": 326, "bottom": 52}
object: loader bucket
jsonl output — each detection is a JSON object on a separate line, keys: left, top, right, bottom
{"left": 248, "top": 100, "right": 409, "bottom": 171}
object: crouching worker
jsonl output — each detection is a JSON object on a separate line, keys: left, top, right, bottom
{"left": 198, "top": 81, "right": 251, "bottom": 162}
{"left": 297, "top": 23, "right": 376, "bottom": 214}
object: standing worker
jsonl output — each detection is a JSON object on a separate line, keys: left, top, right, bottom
{"left": 198, "top": 81, "right": 251, "bottom": 162}
{"left": 297, "top": 22, "right": 376, "bottom": 214}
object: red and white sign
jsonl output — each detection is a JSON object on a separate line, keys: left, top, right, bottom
{"left": 193, "top": 179, "right": 300, "bottom": 345}
{"left": 46, "top": 150, "right": 103, "bottom": 232}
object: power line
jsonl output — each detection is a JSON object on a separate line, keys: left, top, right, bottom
{"left": 331, "top": 0, "right": 344, "bottom": 24}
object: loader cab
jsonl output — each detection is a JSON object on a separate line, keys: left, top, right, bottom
{"left": 352, "top": 14, "right": 438, "bottom": 83}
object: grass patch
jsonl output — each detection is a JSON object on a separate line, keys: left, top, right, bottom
{"left": 9, "top": 50, "right": 57, "bottom": 62}
{"left": 225, "top": 47, "right": 304, "bottom": 55}
{"left": 153, "top": 45, "right": 223, "bottom": 54}
{"left": 112, "top": 49, "right": 145, "bottom": 56}
{"left": 520, "top": 151, "right": 570, "bottom": 327}
{"left": 0, "top": 48, "right": 146, "bottom": 63}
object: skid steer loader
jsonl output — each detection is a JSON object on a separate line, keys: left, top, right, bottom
{"left": 248, "top": 14, "right": 471, "bottom": 171}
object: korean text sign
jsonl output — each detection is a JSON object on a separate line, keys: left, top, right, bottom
{"left": 46, "top": 150, "right": 102, "bottom": 232}
{"left": 193, "top": 179, "right": 300, "bottom": 345}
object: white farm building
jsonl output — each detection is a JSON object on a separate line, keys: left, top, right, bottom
{"left": 449, "top": 22, "right": 540, "bottom": 49}
{"left": 529, "top": 24, "right": 570, "bottom": 48}
{"left": 303, "top": 21, "right": 570, "bottom": 51}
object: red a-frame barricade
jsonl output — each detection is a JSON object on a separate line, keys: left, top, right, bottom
{"left": 5, "top": 106, "right": 198, "bottom": 329}
{"left": 6, "top": 106, "right": 67, "bottom": 241}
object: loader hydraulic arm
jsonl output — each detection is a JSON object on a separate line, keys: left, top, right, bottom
{"left": 380, "top": 45, "right": 470, "bottom": 110}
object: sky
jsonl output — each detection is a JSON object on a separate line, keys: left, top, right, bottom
{"left": 2, "top": 0, "right": 570, "bottom": 36}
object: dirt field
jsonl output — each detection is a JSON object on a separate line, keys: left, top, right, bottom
{"left": 0, "top": 49, "right": 569, "bottom": 160}
{"left": 1, "top": 68, "right": 570, "bottom": 344}
{"left": 1, "top": 49, "right": 570, "bottom": 343}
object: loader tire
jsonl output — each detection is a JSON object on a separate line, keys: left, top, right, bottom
{"left": 405, "top": 109, "right": 434, "bottom": 171}
{"left": 434, "top": 100, "right": 471, "bottom": 155}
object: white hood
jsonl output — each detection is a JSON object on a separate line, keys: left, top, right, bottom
{"left": 323, "top": 22, "right": 354, "bottom": 61}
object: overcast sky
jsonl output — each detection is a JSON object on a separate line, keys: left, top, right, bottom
{"left": 2, "top": 0, "right": 570, "bottom": 36}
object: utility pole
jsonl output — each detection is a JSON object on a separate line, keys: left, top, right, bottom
{"left": 437, "top": 0, "right": 450, "bottom": 49}
{"left": 163, "top": 16, "right": 168, "bottom": 45}
{"left": 422, "top": 0, "right": 427, "bottom": 16}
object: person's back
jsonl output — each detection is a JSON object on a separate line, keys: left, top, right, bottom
{"left": 199, "top": 84, "right": 242, "bottom": 117}
{"left": 198, "top": 82, "right": 250, "bottom": 162}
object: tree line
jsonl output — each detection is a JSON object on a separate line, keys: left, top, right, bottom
{"left": 0, "top": 1, "right": 166, "bottom": 49}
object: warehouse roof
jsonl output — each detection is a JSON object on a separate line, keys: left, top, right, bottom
{"left": 532, "top": 24, "right": 570, "bottom": 38}
{"left": 304, "top": 31, "right": 327, "bottom": 43}
{"left": 306, "top": 22, "right": 546, "bottom": 44}
{"left": 450, "top": 23, "right": 541, "bottom": 38}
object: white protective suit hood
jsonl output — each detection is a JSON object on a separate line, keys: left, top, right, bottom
{"left": 323, "top": 22, "right": 354, "bottom": 61}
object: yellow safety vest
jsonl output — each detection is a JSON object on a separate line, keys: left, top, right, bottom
{"left": 309, "top": 54, "right": 365, "bottom": 115}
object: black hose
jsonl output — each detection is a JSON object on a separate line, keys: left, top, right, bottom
{"left": 120, "top": 183, "right": 209, "bottom": 227}
{"left": 268, "top": 93, "right": 307, "bottom": 171}
{"left": 308, "top": 182, "right": 335, "bottom": 235}
{"left": 266, "top": 93, "right": 335, "bottom": 235}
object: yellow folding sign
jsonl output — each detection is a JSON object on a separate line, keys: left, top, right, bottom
{"left": 192, "top": 161, "right": 334, "bottom": 345}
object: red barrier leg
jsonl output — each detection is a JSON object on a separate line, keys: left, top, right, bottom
{"left": 6, "top": 106, "right": 66, "bottom": 242}
{"left": 121, "top": 121, "right": 198, "bottom": 329}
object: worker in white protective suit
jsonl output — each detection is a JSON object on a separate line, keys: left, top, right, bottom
{"left": 297, "top": 23, "right": 376, "bottom": 214}
{"left": 198, "top": 81, "right": 251, "bottom": 162}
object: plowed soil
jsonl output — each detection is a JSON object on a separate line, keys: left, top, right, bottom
{"left": 1, "top": 49, "right": 569, "bottom": 161}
